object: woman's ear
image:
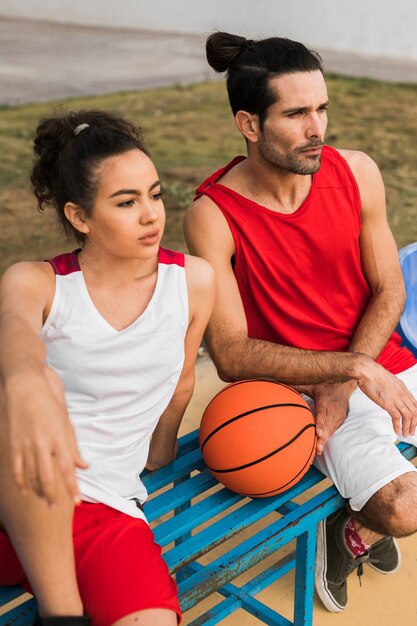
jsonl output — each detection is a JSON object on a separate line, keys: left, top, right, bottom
{"left": 235, "top": 110, "right": 259, "bottom": 144}
{"left": 64, "top": 202, "right": 90, "bottom": 235}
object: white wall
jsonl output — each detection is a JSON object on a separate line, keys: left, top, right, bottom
{"left": 1, "top": 0, "right": 416, "bottom": 61}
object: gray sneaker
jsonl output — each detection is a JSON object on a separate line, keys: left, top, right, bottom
{"left": 368, "top": 536, "right": 401, "bottom": 574}
{"left": 315, "top": 509, "right": 369, "bottom": 612}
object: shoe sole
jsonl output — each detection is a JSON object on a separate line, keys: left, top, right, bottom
{"left": 367, "top": 537, "right": 402, "bottom": 575}
{"left": 315, "top": 519, "right": 346, "bottom": 613}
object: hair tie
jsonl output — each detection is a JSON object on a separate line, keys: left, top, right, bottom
{"left": 241, "top": 39, "right": 255, "bottom": 52}
{"left": 74, "top": 123, "right": 90, "bottom": 136}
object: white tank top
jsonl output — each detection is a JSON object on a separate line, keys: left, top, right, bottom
{"left": 41, "top": 248, "right": 188, "bottom": 521}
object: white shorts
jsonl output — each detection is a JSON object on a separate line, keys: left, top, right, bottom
{"left": 308, "top": 364, "right": 417, "bottom": 511}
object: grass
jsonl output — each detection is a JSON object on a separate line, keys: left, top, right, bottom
{"left": 1, "top": 75, "right": 417, "bottom": 274}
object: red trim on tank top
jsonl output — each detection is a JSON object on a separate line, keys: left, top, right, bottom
{"left": 46, "top": 247, "right": 184, "bottom": 275}
{"left": 46, "top": 250, "right": 81, "bottom": 275}
{"left": 158, "top": 247, "right": 185, "bottom": 267}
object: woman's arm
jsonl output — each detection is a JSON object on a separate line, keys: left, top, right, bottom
{"left": 0, "top": 262, "right": 87, "bottom": 503}
{"left": 146, "top": 255, "right": 215, "bottom": 470}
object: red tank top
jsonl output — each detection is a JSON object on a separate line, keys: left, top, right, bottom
{"left": 195, "top": 146, "right": 416, "bottom": 375}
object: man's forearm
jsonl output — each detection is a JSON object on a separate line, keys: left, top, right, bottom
{"left": 207, "top": 330, "right": 372, "bottom": 386}
{"left": 306, "top": 288, "right": 404, "bottom": 398}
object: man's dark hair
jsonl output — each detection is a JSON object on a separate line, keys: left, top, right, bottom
{"left": 206, "top": 32, "right": 323, "bottom": 129}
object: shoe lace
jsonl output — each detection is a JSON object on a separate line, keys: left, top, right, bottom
{"left": 355, "top": 552, "right": 369, "bottom": 587}
{"left": 356, "top": 562, "right": 364, "bottom": 587}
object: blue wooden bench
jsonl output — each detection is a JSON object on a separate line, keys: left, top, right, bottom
{"left": 1, "top": 431, "right": 416, "bottom": 626}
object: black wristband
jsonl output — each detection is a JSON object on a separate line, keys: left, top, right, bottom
{"left": 34, "top": 614, "right": 91, "bottom": 626}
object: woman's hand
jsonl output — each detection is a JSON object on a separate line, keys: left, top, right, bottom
{"left": 5, "top": 365, "right": 88, "bottom": 505}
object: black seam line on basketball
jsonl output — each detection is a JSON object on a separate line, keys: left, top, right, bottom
{"left": 206, "top": 423, "right": 316, "bottom": 473}
{"left": 241, "top": 434, "right": 317, "bottom": 497}
{"left": 207, "top": 380, "right": 302, "bottom": 405}
{"left": 200, "top": 403, "right": 312, "bottom": 451}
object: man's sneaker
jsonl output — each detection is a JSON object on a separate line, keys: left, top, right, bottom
{"left": 315, "top": 508, "right": 369, "bottom": 612}
{"left": 367, "top": 536, "right": 401, "bottom": 575}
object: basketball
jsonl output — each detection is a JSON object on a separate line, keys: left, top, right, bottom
{"left": 199, "top": 380, "right": 316, "bottom": 498}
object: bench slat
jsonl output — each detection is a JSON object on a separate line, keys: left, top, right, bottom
{"left": 164, "top": 467, "right": 328, "bottom": 572}
{"left": 146, "top": 468, "right": 216, "bottom": 523}
{"left": 0, "top": 596, "right": 36, "bottom": 626}
{"left": 142, "top": 448, "right": 204, "bottom": 492}
{"left": 153, "top": 486, "right": 242, "bottom": 546}
{"left": 177, "top": 486, "right": 344, "bottom": 610}
{"left": 182, "top": 547, "right": 297, "bottom": 597}
{"left": 0, "top": 586, "right": 27, "bottom": 605}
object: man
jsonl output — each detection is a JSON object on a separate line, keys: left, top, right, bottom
{"left": 184, "top": 31, "right": 417, "bottom": 613}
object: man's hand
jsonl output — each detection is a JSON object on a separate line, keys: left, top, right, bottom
{"left": 357, "top": 359, "right": 417, "bottom": 438}
{"left": 5, "top": 365, "right": 88, "bottom": 505}
{"left": 312, "top": 381, "right": 357, "bottom": 454}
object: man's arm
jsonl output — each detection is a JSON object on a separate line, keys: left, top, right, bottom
{"left": 0, "top": 262, "right": 87, "bottom": 503}
{"left": 146, "top": 255, "right": 215, "bottom": 470}
{"left": 313, "top": 150, "right": 412, "bottom": 450}
{"left": 184, "top": 196, "right": 417, "bottom": 434}
{"left": 345, "top": 149, "right": 405, "bottom": 355}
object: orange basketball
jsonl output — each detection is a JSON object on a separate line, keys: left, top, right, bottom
{"left": 199, "top": 380, "right": 316, "bottom": 498}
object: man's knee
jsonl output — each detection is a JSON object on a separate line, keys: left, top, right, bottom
{"left": 357, "top": 471, "right": 417, "bottom": 537}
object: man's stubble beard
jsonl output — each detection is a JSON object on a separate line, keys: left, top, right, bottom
{"left": 258, "top": 138, "right": 323, "bottom": 175}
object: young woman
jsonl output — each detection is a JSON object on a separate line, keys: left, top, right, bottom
{"left": 0, "top": 109, "right": 215, "bottom": 626}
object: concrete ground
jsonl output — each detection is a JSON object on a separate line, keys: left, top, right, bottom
{"left": 0, "top": 17, "right": 416, "bottom": 106}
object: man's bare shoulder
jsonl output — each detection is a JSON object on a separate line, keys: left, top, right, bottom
{"left": 187, "top": 193, "right": 218, "bottom": 217}
{"left": 334, "top": 148, "right": 379, "bottom": 176}
{"left": 334, "top": 149, "right": 385, "bottom": 211}
{"left": 184, "top": 196, "right": 234, "bottom": 260}
{"left": 185, "top": 194, "right": 231, "bottom": 238}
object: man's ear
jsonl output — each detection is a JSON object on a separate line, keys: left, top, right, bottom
{"left": 235, "top": 111, "right": 259, "bottom": 144}
{"left": 64, "top": 202, "right": 90, "bottom": 235}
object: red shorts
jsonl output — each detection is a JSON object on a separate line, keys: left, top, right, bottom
{"left": 0, "top": 502, "right": 181, "bottom": 626}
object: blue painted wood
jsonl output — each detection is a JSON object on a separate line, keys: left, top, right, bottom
{"left": 293, "top": 531, "right": 317, "bottom": 626}
{"left": 397, "top": 441, "right": 417, "bottom": 460}
{"left": 240, "top": 596, "right": 294, "bottom": 626}
{"left": 0, "top": 596, "right": 36, "bottom": 626}
{"left": 173, "top": 474, "right": 192, "bottom": 586}
{"left": 177, "top": 486, "right": 344, "bottom": 611}
{"left": 145, "top": 468, "right": 216, "bottom": 524}
{"left": 164, "top": 468, "right": 329, "bottom": 572}
{"left": 142, "top": 447, "right": 205, "bottom": 492}
{"left": 185, "top": 553, "right": 296, "bottom": 625}
{"left": 0, "top": 586, "right": 28, "bottom": 605}
{"left": 153, "top": 483, "right": 242, "bottom": 546}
